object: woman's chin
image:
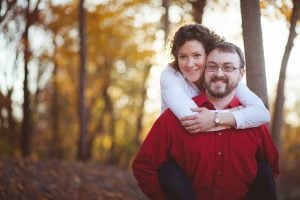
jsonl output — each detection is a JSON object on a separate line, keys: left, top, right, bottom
{"left": 188, "top": 76, "right": 201, "bottom": 83}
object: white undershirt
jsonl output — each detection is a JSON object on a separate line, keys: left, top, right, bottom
{"left": 160, "top": 64, "right": 270, "bottom": 129}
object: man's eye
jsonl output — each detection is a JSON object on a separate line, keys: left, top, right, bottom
{"left": 208, "top": 65, "right": 218, "bottom": 70}
{"left": 223, "top": 66, "right": 234, "bottom": 71}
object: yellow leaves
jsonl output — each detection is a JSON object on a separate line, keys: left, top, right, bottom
{"left": 260, "top": 0, "right": 295, "bottom": 21}
{"left": 102, "top": 135, "right": 112, "bottom": 150}
{"left": 260, "top": 0, "right": 268, "bottom": 10}
{"left": 47, "top": 4, "right": 77, "bottom": 32}
{"left": 278, "top": 0, "right": 293, "bottom": 21}
{"left": 2, "top": 0, "right": 159, "bottom": 164}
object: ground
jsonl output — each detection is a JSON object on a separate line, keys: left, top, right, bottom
{"left": 0, "top": 156, "right": 147, "bottom": 200}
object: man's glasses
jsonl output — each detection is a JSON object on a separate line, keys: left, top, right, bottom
{"left": 205, "top": 64, "right": 240, "bottom": 72}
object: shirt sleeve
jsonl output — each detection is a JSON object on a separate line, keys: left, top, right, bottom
{"left": 132, "top": 112, "right": 172, "bottom": 200}
{"left": 232, "top": 82, "right": 270, "bottom": 129}
{"left": 160, "top": 66, "right": 198, "bottom": 117}
{"left": 258, "top": 125, "right": 279, "bottom": 177}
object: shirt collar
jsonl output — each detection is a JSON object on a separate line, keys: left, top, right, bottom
{"left": 193, "top": 91, "right": 240, "bottom": 110}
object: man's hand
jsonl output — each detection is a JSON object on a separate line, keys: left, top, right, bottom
{"left": 180, "top": 107, "right": 215, "bottom": 134}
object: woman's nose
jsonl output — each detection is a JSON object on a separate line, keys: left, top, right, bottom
{"left": 186, "top": 57, "right": 194, "bottom": 68}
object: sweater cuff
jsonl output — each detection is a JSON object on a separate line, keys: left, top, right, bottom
{"left": 231, "top": 109, "right": 246, "bottom": 129}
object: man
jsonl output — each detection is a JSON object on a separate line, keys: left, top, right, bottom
{"left": 132, "top": 42, "right": 279, "bottom": 200}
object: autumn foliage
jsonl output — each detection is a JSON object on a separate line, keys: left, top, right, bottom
{"left": 0, "top": 0, "right": 299, "bottom": 198}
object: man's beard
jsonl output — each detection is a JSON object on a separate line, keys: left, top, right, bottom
{"left": 205, "top": 76, "right": 238, "bottom": 98}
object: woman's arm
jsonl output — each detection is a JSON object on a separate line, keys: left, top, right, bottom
{"left": 160, "top": 65, "right": 199, "bottom": 117}
{"left": 180, "top": 82, "right": 270, "bottom": 133}
{"left": 233, "top": 82, "right": 270, "bottom": 129}
{"left": 160, "top": 66, "right": 270, "bottom": 133}
{"left": 160, "top": 66, "right": 232, "bottom": 132}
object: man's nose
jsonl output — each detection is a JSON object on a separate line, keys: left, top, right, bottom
{"left": 215, "top": 67, "right": 225, "bottom": 76}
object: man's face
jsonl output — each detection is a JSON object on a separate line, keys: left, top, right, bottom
{"left": 204, "top": 49, "right": 244, "bottom": 98}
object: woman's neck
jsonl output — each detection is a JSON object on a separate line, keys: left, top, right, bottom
{"left": 193, "top": 75, "right": 204, "bottom": 91}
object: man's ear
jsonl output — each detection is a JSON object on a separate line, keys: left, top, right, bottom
{"left": 239, "top": 69, "right": 245, "bottom": 81}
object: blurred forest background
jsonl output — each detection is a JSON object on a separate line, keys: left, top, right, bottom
{"left": 0, "top": 0, "right": 300, "bottom": 199}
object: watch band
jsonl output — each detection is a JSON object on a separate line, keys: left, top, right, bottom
{"left": 214, "top": 111, "right": 220, "bottom": 127}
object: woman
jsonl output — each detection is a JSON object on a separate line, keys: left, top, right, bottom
{"left": 158, "top": 24, "right": 273, "bottom": 200}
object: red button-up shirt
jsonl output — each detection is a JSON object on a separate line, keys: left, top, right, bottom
{"left": 132, "top": 93, "right": 279, "bottom": 200}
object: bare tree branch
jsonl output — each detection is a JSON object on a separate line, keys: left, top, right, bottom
{"left": 0, "top": 0, "right": 18, "bottom": 23}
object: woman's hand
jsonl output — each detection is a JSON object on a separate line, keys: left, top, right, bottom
{"left": 180, "top": 108, "right": 232, "bottom": 133}
{"left": 179, "top": 107, "right": 216, "bottom": 134}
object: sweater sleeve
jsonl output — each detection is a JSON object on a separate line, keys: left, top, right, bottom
{"left": 160, "top": 66, "right": 270, "bottom": 129}
{"left": 160, "top": 66, "right": 199, "bottom": 117}
{"left": 232, "top": 82, "right": 270, "bottom": 129}
{"left": 132, "top": 112, "right": 172, "bottom": 200}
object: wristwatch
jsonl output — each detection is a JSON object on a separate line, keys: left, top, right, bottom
{"left": 214, "top": 111, "right": 220, "bottom": 127}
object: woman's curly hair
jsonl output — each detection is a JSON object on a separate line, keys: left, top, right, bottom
{"left": 170, "top": 24, "right": 224, "bottom": 71}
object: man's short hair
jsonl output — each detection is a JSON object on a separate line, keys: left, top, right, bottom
{"left": 211, "top": 42, "right": 245, "bottom": 69}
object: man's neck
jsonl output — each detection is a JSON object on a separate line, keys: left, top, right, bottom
{"left": 206, "top": 89, "right": 237, "bottom": 110}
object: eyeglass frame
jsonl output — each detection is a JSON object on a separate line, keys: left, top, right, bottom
{"left": 205, "top": 64, "right": 240, "bottom": 72}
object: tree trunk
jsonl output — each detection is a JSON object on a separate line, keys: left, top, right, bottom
{"left": 49, "top": 58, "right": 62, "bottom": 158}
{"left": 162, "top": 0, "right": 170, "bottom": 41}
{"left": 77, "top": 0, "right": 88, "bottom": 160}
{"left": 271, "top": 0, "right": 299, "bottom": 147}
{"left": 190, "top": 0, "right": 206, "bottom": 24}
{"left": 0, "top": 89, "right": 17, "bottom": 155}
{"left": 133, "top": 65, "right": 151, "bottom": 146}
{"left": 240, "top": 0, "right": 269, "bottom": 107}
{"left": 7, "top": 89, "right": 18, "bottom": 154}
{"left": 102, "top": 82, "right": 116, "bottom": 164}
{"left": 21, "top": 1, "right": 32, "bottom": 157}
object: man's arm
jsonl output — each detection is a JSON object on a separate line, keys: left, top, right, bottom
{"left": 132, "top": 112, "right": 172, "bottom": 200}
{"left": 258, "top": 125, "right": 279, "bottom": 177}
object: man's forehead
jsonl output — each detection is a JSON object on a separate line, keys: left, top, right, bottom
{"left": 207, "top": 49, "right": 239, "bottom": 63}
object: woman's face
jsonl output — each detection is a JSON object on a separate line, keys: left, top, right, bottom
{"left": 177, "top": 40, "right": 206, "bottom": 86}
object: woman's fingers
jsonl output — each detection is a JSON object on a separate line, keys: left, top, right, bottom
{"left": 181, "top": 119, "right": 198, "bottom": 128}
{"left": 179, "top": 115, "right": 196, "bottom": 121}
{"left": 191, "top": 107, "right": 209, "bottom": 112}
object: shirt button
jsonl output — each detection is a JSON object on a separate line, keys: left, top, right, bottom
{"left": 217, "top": 171, "right": 222, "bottom": 175}
{"left": 218, "top": 151, "right": 222, "bottom": 156}
{"left": 217, "top": 190, "right": 221, "bottom": 194}
{"left": 218, "top": 132, "right": 222, "bottom": 136}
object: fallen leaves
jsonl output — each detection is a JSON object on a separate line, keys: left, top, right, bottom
{"left": 0, "top": 156, "right": 146, "bottom": 200}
